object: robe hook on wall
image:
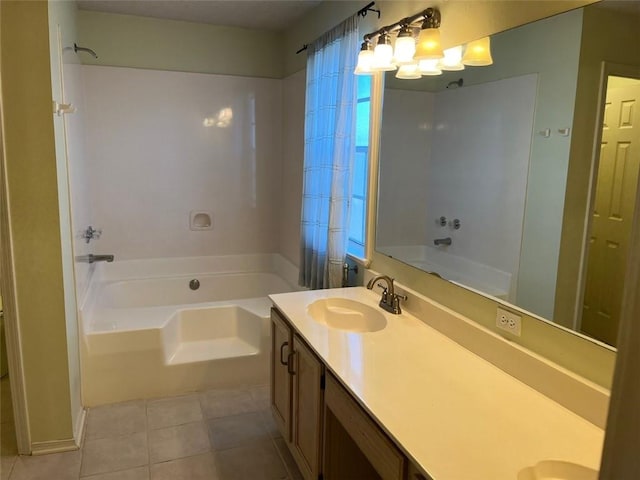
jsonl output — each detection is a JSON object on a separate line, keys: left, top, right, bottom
{"left": 446, "top": 78, "right": 464, "bottom": 89}
{"left": 74, "top": 43, "right": 98, "bottom": 59}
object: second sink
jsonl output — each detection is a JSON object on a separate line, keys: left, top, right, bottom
{"left": 307, "top": 298, "right": 387, "bottom": 333}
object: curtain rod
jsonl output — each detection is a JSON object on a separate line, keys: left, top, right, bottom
{"left": 295, "top": 1, "right": 380, "bottom": 55}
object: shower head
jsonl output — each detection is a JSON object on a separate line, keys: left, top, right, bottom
{"left": 446, "top": 78, "right": 463, "bottom": 89}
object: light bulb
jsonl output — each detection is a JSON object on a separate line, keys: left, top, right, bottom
{"left": 462, "top": 37, "right": 493, "bottom": 66}
{"left": 393, "top": 26, "right": 416, "bottom": 65}
{"left": 371, "top": 34, "right": 397, "bottom": 71}
{"left": 396, "top": 63, "right": 421, "bottom": 80}
{"left": 439, "top": 45, "right": 464, "bottom": 71}
{"left": 354, "top": 43, "right": 374, "bottom": 75}
{"left": 414, "top": 28, "right": 443, "bottom": 60}
{"left": 418, "top": 59, "right": 442, "bottom": 76}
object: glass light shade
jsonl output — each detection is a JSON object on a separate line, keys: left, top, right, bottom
{"left": 414, "top": 28, "right": 443, "bottom": 60}
{"left": 354, "top": 49, "right": 374, "bottom": 75}
{"left": 462, "top": 37, "right": 493, "bottom": 66}
{"left": 439, "top": 45, "right": 465, "bottom": 71}
{"left": 393, "top": 31, "right": 416, "bottom": 65}
{"left": 418, "top": 59, "right": 442, "bottom": 76}
{"left": 372, "top": 42, "right": 397, "bottom": 71}
{"left": 396, "top": 63, "right": 421, "bottom": 80}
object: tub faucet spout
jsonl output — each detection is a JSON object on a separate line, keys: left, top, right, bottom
{"left": 75, "top": 254, "right": 115, "bottom": 263}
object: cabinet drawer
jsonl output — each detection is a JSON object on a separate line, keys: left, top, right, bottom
{"left": 324, "top": 373, "right": 405, "bottom": 480}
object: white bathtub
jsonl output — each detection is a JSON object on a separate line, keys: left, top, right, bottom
{"left": 80, "top": 254, "right": 299, "bottom": 406}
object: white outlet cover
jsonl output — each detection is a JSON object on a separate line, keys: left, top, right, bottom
{"left": 496, "top": 307, "right": 522, "bottom": 337}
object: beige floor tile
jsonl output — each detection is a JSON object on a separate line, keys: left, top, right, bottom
{"left": 273, "top": 437, "right": 303, "bottom": 480}
{"left": 148, "top": 422, "right": 210, "bottom": 464}
{"left": 258, "top": 409, "right": 281, "bottom": 439}
{"left": 10, "top": 450, "right": 81, "bottom": 480}
{"left": 80, "top": 465, "right": 149, "bottom": 480}
{"left": 146, "top": 395, "right": 202, "bottom": 430}
{"left": 214, "top": 439, "right": 288, "bottom": 480}
{"left": 198, "top": 388, "right": 258, "bottom": 419}
{"left": 149, "top": 453, "right": 219, "bottom": 480}
{"left": 206, "top": 412, "right": 269, "bottom": 451}
{"left": 81, "top": 432, "right": 148, "bottom": 477}
{"left": 247, "top": 385, "right": 270, "bottom": 410}
{"left": 86, "top": 401, "right": 146, "bottom": 440}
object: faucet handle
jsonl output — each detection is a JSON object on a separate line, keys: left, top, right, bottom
{"left": 82, "top": 225, "right": 102, "bottom": 243}
{"left": 392, "top": 292, "right": 408, "bottom": 314}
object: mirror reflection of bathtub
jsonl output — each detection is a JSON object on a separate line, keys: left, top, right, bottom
{"left": 375, "top": 3, "right": 640, "bottom": 349}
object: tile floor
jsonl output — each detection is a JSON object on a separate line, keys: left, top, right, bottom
{"left": 0, "top": 383, "right": 303, "bottom": 480}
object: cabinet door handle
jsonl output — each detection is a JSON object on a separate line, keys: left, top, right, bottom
{"left": 287, "top": 351, "right": 296, "bottom": 375}
{"left": 279, "top": 341, "right": 289, "bottom": 366}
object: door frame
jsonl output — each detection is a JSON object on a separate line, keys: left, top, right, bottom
{"left": 0, "top": 79, "right": 32, "bottom": 454}
{"left": 573, "top": 61, "right": 640, "bottom": 332}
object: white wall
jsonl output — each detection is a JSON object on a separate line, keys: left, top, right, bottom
{"left": 377, "top": 88, "right": 434, "bottom": 248}
{"left": 279, "top": 70, "right": 306, "bottom": 267}
{"left": 82, "top": 66, "right": 282, "bottom": 260}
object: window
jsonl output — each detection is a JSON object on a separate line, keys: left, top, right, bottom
{"left": 348, "top": 75, "right": 371, "bottom": 259}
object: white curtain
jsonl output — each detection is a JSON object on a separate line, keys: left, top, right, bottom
{"left": 299, "top": 15, "right": 359, "bottom": 290}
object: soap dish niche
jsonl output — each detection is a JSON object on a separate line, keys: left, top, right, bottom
{"left": 190, "top": 211, "right": 213, "bottom": 231}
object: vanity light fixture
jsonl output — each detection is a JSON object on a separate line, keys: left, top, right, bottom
{"left": 354, "top": 7, "right": 494, "bottom": 79}
{"left": 354, "top": 41, "right": 374, "bottom": 75}
{"left": 462, "top": 36, "right": 493, "bottom": 66}
{"left": 372, "top": 32, "right": 397, "bottom": 71}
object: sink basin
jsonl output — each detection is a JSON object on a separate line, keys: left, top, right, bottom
{"left": 518, "top": 461, "right": 598, "bottom": 480}
{"left": 307, "top": 298, "right": 387, "bottom": 333}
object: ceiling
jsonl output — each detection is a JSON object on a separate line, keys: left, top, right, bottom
{"left": 76, "top": 0, "right": 323, "bottom": 31}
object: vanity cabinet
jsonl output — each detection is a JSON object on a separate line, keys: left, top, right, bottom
{"left": 270, "top": 308, "right": 324, "bottom": 480}
{"left": 270, "top": 308, "right": 292, "bottom": 440}
{"left": 271, "top": 307, "right": 428, "bottom": 480}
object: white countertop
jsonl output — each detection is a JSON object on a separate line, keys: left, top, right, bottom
{"left": 269, "top": 287, "right": 604, "bottom": 480}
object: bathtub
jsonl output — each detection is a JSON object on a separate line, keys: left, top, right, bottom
{"left": 80, "top": 254, "right": 299, "bottom": 406}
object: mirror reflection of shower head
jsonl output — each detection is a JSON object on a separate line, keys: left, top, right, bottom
{"left": 74, "top": 43, "right": 98, "bottom": 59}
{"left": 446, "top": 78, "right": 463, "bottom": 89}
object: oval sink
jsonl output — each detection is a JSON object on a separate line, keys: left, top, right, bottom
{"left": 518, "top": 461, "right": 597, "bottom": 480}
{"left": 307, "top": 298, "right": 387, "bottom": 333}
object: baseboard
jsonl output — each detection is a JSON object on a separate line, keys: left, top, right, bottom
{"left": 31, "top": 438, "right": 78, "bottom": 455}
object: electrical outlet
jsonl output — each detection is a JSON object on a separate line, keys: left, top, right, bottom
{"left": 496, "top": 307, "right": 521, "bottom": 336}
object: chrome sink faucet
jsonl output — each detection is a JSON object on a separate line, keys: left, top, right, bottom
{"left": 366, "top": 275, "right": 407, "bottom": 314}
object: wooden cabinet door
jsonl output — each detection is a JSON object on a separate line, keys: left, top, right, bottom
{"left": 291, "top": 334, "right": 324, "bottom": 480}
{"left": 270, "top": 308, "right": 292, "bottom": 441}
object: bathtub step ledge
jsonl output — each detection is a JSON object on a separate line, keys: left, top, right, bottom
{"left": 167, "top": 338, "right": 260, "bottom": 365}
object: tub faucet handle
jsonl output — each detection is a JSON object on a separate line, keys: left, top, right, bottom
{"left": 82, "top": 226, "right": 102, "bottom": 243}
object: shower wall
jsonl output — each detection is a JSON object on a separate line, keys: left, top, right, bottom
{"left": 82, "top": 66, "right": 283, "bottom": 260}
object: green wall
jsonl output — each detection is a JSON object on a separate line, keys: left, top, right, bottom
{"left": 78, "top": 10, "right": 284, "bottom": 78}
{"left": 1, "top": 0, "right": 74, "bottom": 445}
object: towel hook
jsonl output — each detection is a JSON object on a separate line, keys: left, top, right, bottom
{"left": 74, "top": 43, "right": 98, "bottom": 59}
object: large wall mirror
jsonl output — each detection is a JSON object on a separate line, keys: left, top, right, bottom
{"left": 375, "top": 1, "right": 640, "bottom": 349}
